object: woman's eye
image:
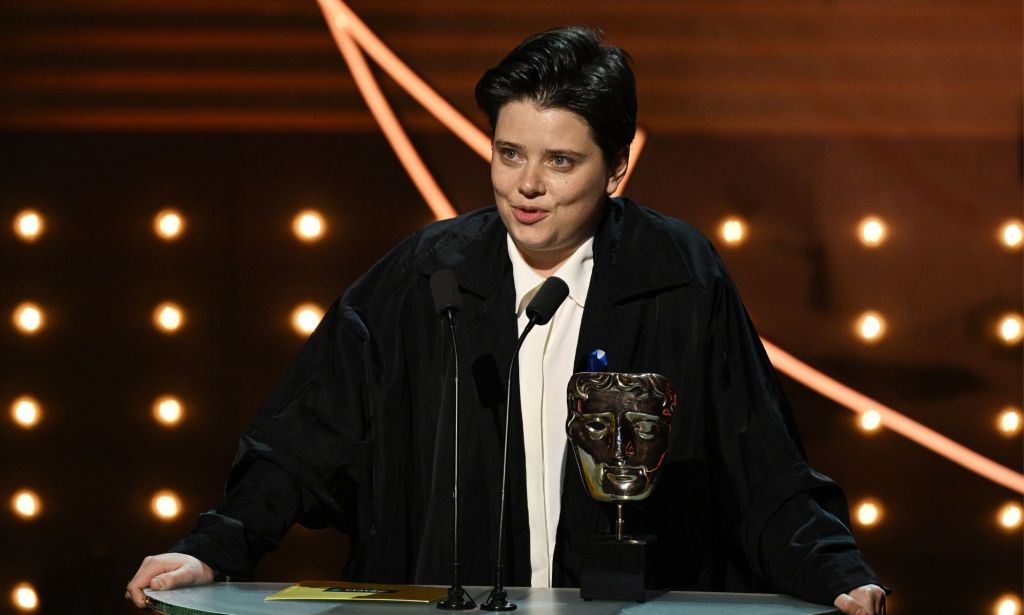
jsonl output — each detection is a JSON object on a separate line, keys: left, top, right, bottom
{"left": 551, "top": 155, "right": 572, "bottom": 168}
{"left": 501, "top": 148, "right": 518, "bottom": 160}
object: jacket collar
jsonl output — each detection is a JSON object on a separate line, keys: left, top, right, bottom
{"left": 591, "top": 197, "right": 692, "bottom": 303}
{"left": 417, "top": 208, "right": 510, "bottom": 299}
{"left": 418, "top": 197, "right": 693, "bottom": 301}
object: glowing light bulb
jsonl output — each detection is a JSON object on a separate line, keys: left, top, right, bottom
{"left": 153, "top": 302, "right": 184, "bottom": 333}
{"left": 859, "top": 410, "right": 881, "bottom": 431}
{"left": 292, "top": 303, "right": 324, "bottom": 335}
{"left": 858, "top": 216, "right": 887, "bottom": 247}
{"left": 12, "top": 303, "right": 44, "bottom": 334}
{"left": 998, "top": 407, "right": 1022, "bottom": 436}
{"left": 11, "top": 490, "right": 40, "bottom": 519}
{"left": 999, "top": 407, "right": 1024, "bottom": 435}
{"left": 719, "top": 217, "right": 746, "bottom": 246}
{"left": 10, "top": 396, "right": 41, "bottom": 428}
{"left": 855, "top": 500, "right": 882, "bottom": 527}
{"left": 152, "top": 396, "right": 183, "bottom": 426}
{"left": 154, "top": 209, "right": 184, "bottom": 240}
{"left": 855, "top": 311, "right": 886, "bottom": 343}
{"left": 14, "top": 210, "right": 44, "bottom": 242}
{"left": 293, "top": 210, "right": 325, "bottom": 242}
{"left": 998, "top": 502, "right": 1023, "bottom": 530}
{"left": 999, "top": 220, "right": 1023, "bottom": 249}
{"left": 11, "top": 582, "right": 38, "bottom": 611}
{"left": 996, "top": 595, "right": 1021, "bottom": 615}
{"left": 151, "top": 490, "right": 181, "bottom": 520}
{"left": 997, "top": 314, "right": 1023, "bottom": 345}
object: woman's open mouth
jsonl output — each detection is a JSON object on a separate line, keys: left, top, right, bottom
{"left": 511, "top": 206, "right": 548, "bottom": 224}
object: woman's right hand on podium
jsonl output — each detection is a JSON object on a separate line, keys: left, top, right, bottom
{"left": 125, "top": 553, "right": 215, "bottom": 608}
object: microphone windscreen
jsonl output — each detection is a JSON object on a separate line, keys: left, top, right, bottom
{"left": 525, "top": 276, "right": 569, "bottom": 325}
{"left": 429, "top": 269, "right": 462, "bottom": 316}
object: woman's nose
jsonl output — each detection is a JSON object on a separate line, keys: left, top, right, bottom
{"left": 518, "top": 163, "right": 545, "bottom": 198}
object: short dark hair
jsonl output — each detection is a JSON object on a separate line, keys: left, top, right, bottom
{"left": 475, "top": 26, "right": 637, "bottom": 164}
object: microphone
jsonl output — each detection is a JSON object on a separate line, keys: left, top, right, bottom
{"left": 524, "top": 277, "right": 569, "bottom": 325}
{"left": 430, "top": 270, "right": 475, "bottom": 611}
{"left": 481, "top": 276, "right": 569, "bottom": 612}
{"left": 431, "top": 269, "right": 463, "bottom": 318}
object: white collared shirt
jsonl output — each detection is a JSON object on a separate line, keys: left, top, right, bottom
{"left": 507, "top": 233, "right": 594, "bottom": 588}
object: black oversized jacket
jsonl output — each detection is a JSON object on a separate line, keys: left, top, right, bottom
{"left": 172, "top": 197, "right": 880, "bottom": 605}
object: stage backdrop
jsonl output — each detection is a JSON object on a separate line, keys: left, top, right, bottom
{"left": 0, "top": 1, "right": 1020, "bottom": 613}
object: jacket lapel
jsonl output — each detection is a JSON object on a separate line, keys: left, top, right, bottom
{"left": 416, "top": 209, "right": 529, "bottom": 582}
{"left": 416, "top": 208, "right": 517, "bottom": 373}
{"left": 575, "top": 197, "right": 693, "bottom": 373}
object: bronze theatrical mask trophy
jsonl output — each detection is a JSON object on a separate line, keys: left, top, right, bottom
{"left": 566, "top": 372, "right": 677, "bottom": 602}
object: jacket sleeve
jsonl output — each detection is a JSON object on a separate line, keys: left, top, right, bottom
{"left": 704, "top": 258, "right": 882, "bottom": 605}
{"left": 169, "top": 458, "right": 326, "bottom": 580}
{"left": 170, "top": 298, "right": 378, "bottom": 579}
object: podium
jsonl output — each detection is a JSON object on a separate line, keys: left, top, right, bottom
{"left": 144, "top": 583, "right": 839, "bottom": 614}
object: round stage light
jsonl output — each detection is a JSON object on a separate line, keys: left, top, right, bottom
{"left": 855, "top": 311, "right": 886, "bottom": 343}
{"left": 10, "top": 396, "right": 41, "bottom": 428}
{"left": 151, "top": 490, "right": 181, "bottom": 520}
{"left": 153, "top": 303, "right": 184, "bottom": 333}
{"left": 14, "top": 210, "right": 44, "bottom": 243}
{"left": 293, "top": 210, "right": 325, "bottom": 242}
{"left": 855, "top": 500, "right": 882, "bottom": 527}
{"left": 12, "top": 303, "right": 44, "bottom": 335}
{"left": 11, "top": 582, "right": 38, "bottom": 612}
{"left": 11, "top": 490, "right": 41, "bottom": 519}
{"left": 999, "top": 220, "right": 1023, "bottom": 249}
{"left": 998, "top": 502, "right": 1022, "bottom": 530}
{"left": 859, "top": 410, "right": 881, "bottom": 432}
{"left": 998, "top": 407, "right": 1022, "bottom": 436}
{"left": 997, "top": 313, "right": 1023, "bottom": 345}
{"left": 996, "top": 595, "right": 1022, "bottom": 615}
{"left": 857, "top": 216, "right": 887, "bottom": 247}
{"left": 718, "top": 217, "right": 746, "bottom": 246}
{"left": 152, "top": 396, "right": 184, "bottom": 426}
{"left": 154, "top": 209, "right": 185, "bottom": 241}
{"left": 292, "top": 303, "right": 324, "bottom": 335}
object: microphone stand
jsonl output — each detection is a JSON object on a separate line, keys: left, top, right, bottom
{"left": 479, "top": 319, "right": 538, "bottom": 612}
{"left": 481, "top": 275, "right": 567, "bottom": 612}
{"left": 437, "top": 306, "right": 476, "bottom": 610}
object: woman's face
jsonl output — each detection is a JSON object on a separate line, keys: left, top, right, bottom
{"left": 491, "top": 100, "right": 626, "bottom": 272}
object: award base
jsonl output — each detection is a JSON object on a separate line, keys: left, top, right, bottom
{"left": 579, "top": 534, "right": 656, "bottom": 602}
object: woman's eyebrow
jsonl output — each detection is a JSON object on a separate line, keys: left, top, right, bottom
{"left": 544, "top": 148, "right": 587, "bottom": 158}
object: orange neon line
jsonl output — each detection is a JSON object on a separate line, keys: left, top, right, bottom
{"left": 318, "top": 0, "right": 492, "bottom": 161}
{"left": 613, "top": 127, "right": 647, "bottom": 197}
{"left": 762, "top": 339, "right": 1024, "bottom": 494}
{"left": 324, "top": 21, "right": 457, "bottom": 220}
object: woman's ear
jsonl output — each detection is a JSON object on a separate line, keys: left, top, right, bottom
{"left": 605, "top": 148, "right": 630, "bottom": 195}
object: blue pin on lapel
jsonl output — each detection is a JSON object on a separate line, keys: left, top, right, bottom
{"left": 587, "top": 349, "right": 608, "bottom": 372}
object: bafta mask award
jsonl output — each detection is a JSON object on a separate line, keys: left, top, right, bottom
{"left": 566, "top": 372, "right": 677, "bottom": 602}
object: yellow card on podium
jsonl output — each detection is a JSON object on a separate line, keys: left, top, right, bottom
{"left": 265, "top": 580, "right": 450, "bottom": 603}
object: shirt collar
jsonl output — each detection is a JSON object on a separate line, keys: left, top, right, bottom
{"left": 508, "top": 234, "right": 594, "bottom": 316}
